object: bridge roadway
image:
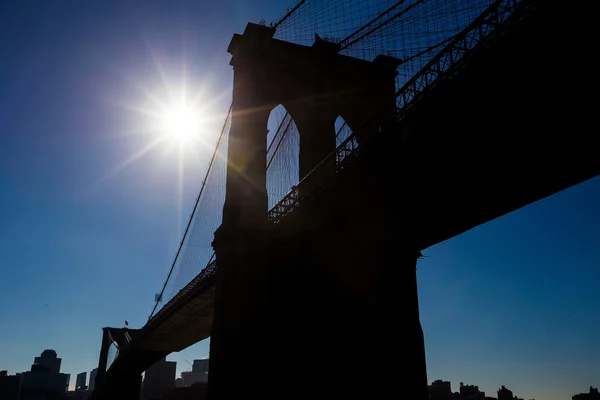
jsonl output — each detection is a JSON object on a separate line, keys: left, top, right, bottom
{"left": 93, "top": 0, "right": 597, "bottom": 395}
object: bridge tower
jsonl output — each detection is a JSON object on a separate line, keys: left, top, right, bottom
{"left": 208, "top": 23, "right": 427, "bottom": 399}
{"left": 92, "top": 327, "right": 146, "bottom": 400}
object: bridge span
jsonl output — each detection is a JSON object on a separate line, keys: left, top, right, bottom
{"left": 91, "top": 1, "right": 598, "bottom": 399}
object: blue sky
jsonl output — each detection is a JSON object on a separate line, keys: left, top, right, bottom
{"left": 0, "top": 1, "right": 598, "bottom": 398}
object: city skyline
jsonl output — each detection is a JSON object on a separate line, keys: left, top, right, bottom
{"left": 2, "top": 350, "right": 596, "bottom": 400}
{"left": 0, "top": 1, "right": 598, "bottom": 399}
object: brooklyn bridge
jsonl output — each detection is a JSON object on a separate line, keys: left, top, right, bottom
{"left": 89, "top": 0, "right": 597, "bottom": 398}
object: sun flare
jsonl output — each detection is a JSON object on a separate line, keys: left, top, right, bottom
{"left": 160, "top": 103, "right": 203, "bottom": 144}
{"left": 101, "top": 60, "right": 232, "bottom": 193}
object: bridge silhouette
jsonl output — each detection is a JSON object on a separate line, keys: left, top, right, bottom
{"left": 90, "top": 0, "right": 597, "bottom": 399}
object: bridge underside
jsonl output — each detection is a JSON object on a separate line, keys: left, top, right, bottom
{"left": 273, "top": 0, "right": 597, "bottom": 258}
{"left": 374, "top": 0, "right": 598, "bottom": 250}
{"left": 137, "top": 286, "right": 215, "bottom": 352}
{"left": 90, "top": 286, "right": 215, "bottom": 400}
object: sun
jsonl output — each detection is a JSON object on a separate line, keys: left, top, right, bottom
{"left": 101, "top": 65, "right": 231, "bottom": 189}
{"left": 160, "top": 102, "right": 203, "bottom": 144}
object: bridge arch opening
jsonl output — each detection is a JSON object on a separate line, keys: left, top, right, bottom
{"left": 106, "top": 341, "right": 119, "bottom": 370}
{"left": 335, "top": 115, "right": 354, "bottom": 147}
{"left": 266, "top": 104, "right": 300, "bottom": 210}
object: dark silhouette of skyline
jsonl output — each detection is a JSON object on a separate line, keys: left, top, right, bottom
{"left": 0, "top": 1, "right": 597, "bottom": 399}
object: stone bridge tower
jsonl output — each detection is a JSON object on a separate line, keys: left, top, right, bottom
{"left": 209, "top": 22, "right": 427, "bottom": 400}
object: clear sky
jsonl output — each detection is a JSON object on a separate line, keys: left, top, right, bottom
{"left": 0, "top": 1, "right": 598, "bottom": 399}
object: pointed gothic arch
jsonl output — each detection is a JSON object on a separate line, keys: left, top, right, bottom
{"left": 335, "top": 115, "right": 354, "bottom": 147}
{"left": 222, "top": 22, "right": 400, "bottom": 228}
{"left": 266, "top": 104, "right": 300, "bottom": 209}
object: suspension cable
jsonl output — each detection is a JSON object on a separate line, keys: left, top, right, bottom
{"left": 341, "top": 0, "right": 426, "bottom": 51}
{"left": 267, "top": 115, "right": 294, "bottom": 170}
{"left": 148, "top": 105, "right": 232, "bottom": 320}
{"left": 339, "top": 0, "right": 408, "bottom": 47}
{"left": 271, "top": 0, "right": 310, "bottom": 29}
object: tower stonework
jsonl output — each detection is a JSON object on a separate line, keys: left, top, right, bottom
{"left": 208, "top": 22, "right": 427, "bottom": 400}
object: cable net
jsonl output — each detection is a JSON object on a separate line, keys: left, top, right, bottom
{"left": 273, "top": 0, "right": 497, "bottom": 89}
{"left": 267, "top": 105, "right": 300, "bottom": 210}
{"left": 153, "top": 104, "right": 302, "bottom": 312}
{"left": 106, "top": 341, "right": 119, "bottom": 371}
{"left": 150, "top": 0, "right": 505, "bottom": 317}
{"left": 154, "top": 110, "right": 230, "bottom": 308}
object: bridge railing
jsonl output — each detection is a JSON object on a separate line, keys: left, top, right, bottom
{"left": 144, "top": 258, "right": 217, "bottom": 330}
{"left": 267, "top": 130, "right": 362, "bottom": 225}
{"left": 396, "top": 0, "right": 536, "bottom": 119}
{"left": 267, "top": 0, "right": 538, "bottom": 226}
{"left": 268, "top": 187, "right": 300, "bottom": 223}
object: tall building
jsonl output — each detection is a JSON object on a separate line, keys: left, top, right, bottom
{"left": 460, "top": 382, "right": 486, "bottom": 400}
{"left": 76, "top": 371, "right": 87, "bottom": 391}
{"left": 179, "top": 358, "right": 209, "bottom": 387}
{"left": 142, "top": 358, "right": 176, "bottom": 400}
{"left": 573, "top": 387, "right": 600, "bottom": 400}
{"left": 498, "top": 385, "right": 513, "bottom": 400}
{"left": 181, "top": 371, "right": 206, "bottom": 387}
{"left": 180, "top": 358, "right": 209, "bottom": 385}
{"left": 33, "top": 349, "right": 62, "bottom": 373}
{"left": 88, "top": 368, "right": 98, "bottom": 393}
{"left": 20, "top": 351, "right": 70, "bottom": 400}
{"left": 429, "top": 380, "right": 453, "bottom": 400}
{"left": 0, "top": 371, "right": 21, "bottom": 400}
{"left": 192, "top": 359, "right": 209, "bottom": 375}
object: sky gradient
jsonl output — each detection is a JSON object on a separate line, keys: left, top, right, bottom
{"left": 0, "top": 1, "right": 598, "bottom": 398}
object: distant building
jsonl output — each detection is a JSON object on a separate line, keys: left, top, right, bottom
{"left": 76, "top": 371, "right": 87, "bottom": 391}
{"left": 19, "top": 365, "right": 70, "bottom": 400}
{"left": 180, "top": 371, "right": 206, "bottom": 387}
{"left": 19, "top": 350, "right": 70, "bottom": 400}
{"left": 88, "top": 368, "right": 98, "bottom": 393}
{"left": 460, "top": 382, "right": 486, "bottom": 400}
{"left": 192, "top": 359, "right": 209, "bottom": 375}
{"left": 142, "top": 358, "right": 176, "bottom": 400}
{"left": 429, "top": 380, "right": 453, "bottom": 400}
{"left": 0, "top": 371, "right": 21, "bottom": 400}
{"left": 176, "top": 358, "right": 209, "bottom": 387}
{"left": 33, "top": 349, "right": 62, "bottom": 373}
{"left": 175, "top": 378, "right": 184, "bottom": 387}
{"left": 498, "top": 385, "right": 513, "bottom": 400}
{"left": 573, "top": 387, "right": 600, "bottom": 400}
